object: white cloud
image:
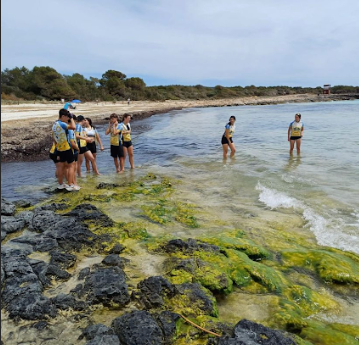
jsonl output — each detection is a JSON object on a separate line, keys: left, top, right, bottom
{"left": 1, "top": 0, "right": 359, "bottom": 86}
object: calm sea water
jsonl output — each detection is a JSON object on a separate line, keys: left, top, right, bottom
{"left": 2, "top": 100, "right": 359, "bottom": 254}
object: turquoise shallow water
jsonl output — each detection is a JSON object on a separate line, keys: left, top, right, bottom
{"left": 2, "top": 99, "right": 359, "bottom": 254}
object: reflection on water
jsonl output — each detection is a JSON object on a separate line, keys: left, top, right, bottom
{"left": 284, "top": 155, "right": 302, "bottom": 172}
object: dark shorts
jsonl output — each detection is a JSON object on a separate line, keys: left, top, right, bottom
{"left": 87, "top": 141, "right": 97, "bottom": 154}
{"left": 221, "top": 136, "right": 233, "bottom": 145}
{"left": 49, "top": 152, "right": 59, "bottom": 164}
{"left": 74, "top": 152, "right": 78, "bottom": 162}
{"left": 290, "top": 136, "right": 302, "bottom": 140}
{"left": 123, "top": 140, "right": 133, "bottom": 148}
{"left": 111, "top": 145, "right": 124, "bottom": 158}
{"left": 58, "top": 149, "right": 75, "bottom": 164}
{"left": 79, "top": 146, "right": 89, "bottom": 154}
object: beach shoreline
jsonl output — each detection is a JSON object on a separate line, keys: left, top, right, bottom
{"left": 1, "top": 93, "right": 358, "bottom": 162}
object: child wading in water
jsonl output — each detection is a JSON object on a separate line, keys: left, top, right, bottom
{"left": 288, "top": 113, "right": 304, "bottom": 155}
{"left": 120, "top": 114, "right": 135, "bottom": 169}
{"left": 221, "top": 115, "right": 236, "bottom": 159}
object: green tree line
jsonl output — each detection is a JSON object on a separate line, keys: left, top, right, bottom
{"left": 1, "top": 66, "right": 358, "bottom": 102}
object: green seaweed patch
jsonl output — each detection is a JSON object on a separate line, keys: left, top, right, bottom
{"left": 281, "top": 249, "right": 359, "bottom": 286}
{"left": 142, "top": 199, "right": 174, "bottom": 224}
{"left": 95, "top": 221, "right": 151, "bottom": 252}
{"left": 174, "top": 315, "right": 220, "bottom": 345}
{"left": 299, "top": 320, "right": 359, "bottom": 345}
{"left": 200, "top": 231, "right": 270, "bottom": 260}
{"left": 271, "top": 286, "right": 340, "bottom": 334}
{"left": 330, "top": 323, "right": 359, "bottom": 340}
{"left": 165, "top": 285, "right": 219, "bottom": 318}
{"left": 224, "top": 249, "right": 289, "bottom": 293}
{"left": 174, "top": 202, "right": 199, "bottom": 228}
{"left": 142, "top": 199, "right": 199, "bottom": 228}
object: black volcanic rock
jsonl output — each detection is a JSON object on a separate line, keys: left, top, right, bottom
{"left": 112, "top": 310, "right": 163, "bottom": 345}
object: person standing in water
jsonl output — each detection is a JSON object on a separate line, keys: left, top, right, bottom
{"left": 120, "top": 114, "right": 135, "bottom": 169}
{"left": 105, "top": 113, "right": 124, "bottom": 173}
{"left": 221, "top": 115, "right": 236, "bottom": 159}
{"left": 75, "top": 115, "right": 100, "bottom": 177}
{"left": 84, "top": 117, "right": 104, "bottom": 173}
{"left": 288, "top": 113, "right": 304, "bottom": 155}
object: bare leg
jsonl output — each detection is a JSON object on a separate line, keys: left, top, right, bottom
{"left": 127, "top": 146, "right": 135, "bottom": 168}
{"left": 84, "top": 151, "right": 100, "bottom": 175}
{"left": 229, "top": 143, "right": 236, "bottom": 158}
{"left": 72, "top": 162, "right": 79, "bottom": 186}
{"left": 289, "top": 140, "right": 295, "bottom": 155}
{"left": 57, "top": 162, "right": 66, "bottom": 185}
{"left": 123, "top": 147, "right": 127, "bottom": 165}
{"left": 296, "top": 138, "right": 302, "bottom": 155}
{"left": 85, "top": 157, "right": 90, "bottom": 172}
{"left": 67, "top": 162, "right": 75, "bottom": 186}
{"left": 91, "top": 153, "right": 97, "bottom": 172}
{"left": 114, "top": 157, "right": 120, "bottom": 173}
{"left": 222, "top": 144, "right": 228, "bottom": 159}
{"left": 77, "top": 154, "right": 84, "bottom": 177}
{"left": 119, "top": 157, "right": 125, "bottom": 172}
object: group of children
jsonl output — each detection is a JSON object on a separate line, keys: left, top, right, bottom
{"left": 50, "top": 109, "right": 134, "bottom": 191}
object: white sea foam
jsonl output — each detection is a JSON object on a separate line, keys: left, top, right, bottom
{"left": 256, "top": 182, "right": 359, "bottom": 254}
{"left": 256, "top": 182, "right": 300, "bottom": 209}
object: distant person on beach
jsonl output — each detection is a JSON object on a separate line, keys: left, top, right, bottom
{"left": 127, "top": 98, "right": 131, "bottom": 105}
{"left": 52, "top": 109, "right": 76, "bottom": 190}
{"left": 64, "top": 102, "right": 75, "bottom": 110}
{"left": 105, "top": 113, "right": 124, "bottom": 173}
{"left": 222, "top": 115, "right": 236, "bottom": 159}
{"left": 84, "top": 117, "right": 104, "bottom": 173}
{"left": 288, "top": 113, "right": 304, "bottom": 154}
{"left": 75, "top": 115, "right": 100, "bottom": 177}
{"left": 120, "top": 114, "right": 135, "bottom": 169}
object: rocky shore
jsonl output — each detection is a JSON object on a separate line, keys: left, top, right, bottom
{"left": 1, "top": 197, "right": 298, "bottom": 345}
{"left": 1, "top": 93, "right": 358, "bottom": 163}
{"left": 2, "top": 173, "right": 359, "bottom": 345}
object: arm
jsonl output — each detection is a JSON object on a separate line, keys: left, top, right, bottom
{"left": 105, "top": 122, "right": 112, "bottom": 135}
{"left": 112, "top": 122, "right": 121, "bottom": 135}
{"left": 68, "top": 118, "right": 76, "bottom": 130}
{"left": 70, "top": 140, "right": 79, "bottom": 151}
{"left": 75, "top": 129, "right": 93, "bottom": 143}
{"left": 96, "top": 131, "right": 104, "bottom": 150}
{"left": 288, "top": 126, "right": 291, "bottom": 141}
{"left": 301, "top": 126, "right": 304, "bottom": 137}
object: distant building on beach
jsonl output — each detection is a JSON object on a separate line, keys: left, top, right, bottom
{"left": 323, "top": 84, "right": 331, "bottom": 94}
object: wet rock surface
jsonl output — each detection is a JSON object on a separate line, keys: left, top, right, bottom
{"left": 112, "top": 310, "right": 164, "bottom": 345}
{"left": 74, "top": 266, "right": 130, "bottom": 307}
{"left": 208, "top": 319, "right": 297, "bottom": 345}
{"left": 65, "top": 203, "right": 114, "bottom": 228}
{"left": 102, "top": 254, "right": 127, "bottom": 268}
{"left": 135, "top": 276, "right": 176, "bottom": 309}
{"left": 1, "top": 247, "right": 57, "bottom": 320}
{"left": 80, "top": 323, "right": 120, "bottom": 345}
{"left": 1, "top": 198, "right": 16, "bottom": 216}
{"left": 1, "top": 201, "right": 102, "bottom": 323}
{"left": 164, "top": 238, "right": 220, "bottom": 254}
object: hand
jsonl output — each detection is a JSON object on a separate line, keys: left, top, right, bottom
{"left": 100, "top": 146, "right": 105, "bottom": 151}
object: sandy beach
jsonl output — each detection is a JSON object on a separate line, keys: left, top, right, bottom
{"left": 1, "top": 93, "right": 357, "bottom": 162}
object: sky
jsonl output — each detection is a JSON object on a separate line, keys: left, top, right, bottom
{"left": 1, "top": 0, "right": 359, "bottom": 87}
